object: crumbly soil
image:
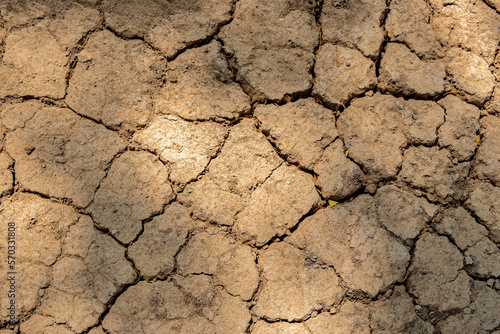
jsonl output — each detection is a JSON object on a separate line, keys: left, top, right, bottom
{"left": 0, "top": 0, "right": 499, "bottom": 333}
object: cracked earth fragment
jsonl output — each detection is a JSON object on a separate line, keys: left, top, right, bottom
{"left": 370, "top": 286, "right": 434, "bottom": 334}
{"left": 375, "top": 185, "right": 437, "bottom": 241}
{"left": 320, "top": 0, "right": 386, "bottom": 58}
{"left": 255, "top": 98, "right": 338, "bottom": 169}
{"left": 0, "top": 22, "right": 67, "bottom": 99}
{"left": 102, "top": 281, "right": 251, "bottom": 333}
{"left": 0, "top": 152, "right": 13, "bottom": 196}
{"left": 437, "top": 192, "right": 500, "bottom": 280}
{"left": 379, "top": 43, "right": 446, "bottom": 97}
{"left": 313, "top": 139, "right": 364, "bottom": 200}
{"left": 0, "top": 193, "right": 135, "bottom": 332}
{"left": 219, "top": 0, "right": 319, "bottom": 101}
{"left": 128, "top": 203, "right": 194, "bottom": 279}
{"left": 313, "top": 44, "right": 377, "bottom": 109}
{"left": 466, "top": 182, "right": 500, "bottom": 243}
{"left": 473, "top": 115, "right": 500, "bottom": 185}
{"left": 233, "top": 164, "right": 321, "bottom": 246}
{"left": 400, "top": 146, "right": 470, "bottom": 203}
{"left": 156, "top": 41, "right": 250, "bottom": 122}
{"left": 66, "top": 30, "right": 166, "bottom": 131}
{"left": 437, "top": 281, "right": 500, "bottom": 334}
{"left": 178, "top": 119, "right": 282, "bottom": 226}
{"left": 289, "top": 195, "right": 410, "bottom": 298}
{"left": 0, "top": 2, "right": 100, "bottom": 99}
{"left": 252, "top": 321, "right": 308, "bottom": 333}
{"left": 89, "top": 151, "right": 174, "bottom": 244}
{"left": 446, "top": 48, "right": 496, "bottom": 105}
{"left": 133, "top": 115, "right": 228, "bottom": 185}
{"left": 407, "top": 233, "right": 471, "bottom": 312}
{"left": 337, "top": 93, "right": 444, "bottom": 181}
{"left": 3, "top": 101, "right": 125, "bottom": 207}
{"left": 176, "top": 231, "right": 259, "bottom": 301}
{"left": 103, "top": 0, "right": 233, "bottom": 59}
{"left": 437, "top": 95, "right": 480, "bottom": 161}
{"left": 430, "top": 0, "right": 500, "bottom": 64}
{"left": 386, "top": 0, "right": 443, "bottom": 59}
{"left": 305, "top": 301, "right": 371, "bottom": 334}
{"left": 253, "top": 242, "right": 344, "bottom": 322}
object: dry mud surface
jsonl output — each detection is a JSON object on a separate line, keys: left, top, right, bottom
{"left": 0, "top": 0, "right": 499, "bottom": 333}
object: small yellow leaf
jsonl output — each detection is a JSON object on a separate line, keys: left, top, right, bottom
{"left": 345, "top": 150, "right": 349, "bottom": 157}
{"left": 416, "top": 145, "right": 423, "bottom": 148}
{"left": 133, "top": 270, "right": 141, "bottom": 284}
{"left": 328, "top": 200, "right": 338, "bottom": 207}
{"left": 254, "top": 119, "right": 259, "bottom": 127}
{"left": 70, "top": 57, "right": 78, "bottom": 69}
{"left": 476, "top": 135, "right": 480, "bottom": 143}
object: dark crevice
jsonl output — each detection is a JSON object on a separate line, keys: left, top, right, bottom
{"left": 83, "top": 147, "right": 127, "bottom": 211}
{"left": 63, "top": 103, "right": 125, "bottom": 136}
{"left": 63, "top": 23, "right": 105, "bottom": 98}
{"left": 374, "top": 1, "right": 391, "bottom": 78}
{"left": 18, "top": 188, "right": 79, "bottom": 209}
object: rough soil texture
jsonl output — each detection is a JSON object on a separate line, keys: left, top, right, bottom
{"left": 0, "top": 0, "right": 499, "bottom": 333}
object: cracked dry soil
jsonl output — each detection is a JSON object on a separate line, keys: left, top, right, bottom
{"left": 0, "top": 0, "right": 499, "bottom": 333}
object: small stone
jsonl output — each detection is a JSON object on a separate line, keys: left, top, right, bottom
{"left": 78, "top": 50, "right": 92, "bottom": 62}
{"left": 365, "top": 184, "right": 377, "bottom": 194}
